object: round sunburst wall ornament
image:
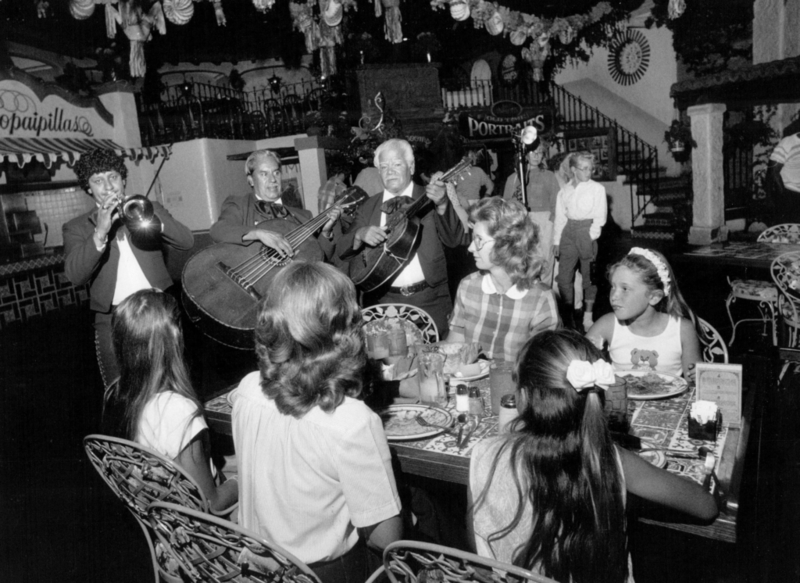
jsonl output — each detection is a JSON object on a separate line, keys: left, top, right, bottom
{"left": 608, "top": 28, "right": 650, "bottom": 86}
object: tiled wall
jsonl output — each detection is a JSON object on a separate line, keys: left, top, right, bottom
{"left": 0, "top": 256, "right": 89, "bottom": 329}
{"left": 23, "top": 187, "right": 95, "bottom": 248}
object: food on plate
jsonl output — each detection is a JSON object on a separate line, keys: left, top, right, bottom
{"left": 426, "top": 341, "right": 483, "bottom": 375}
{"left": 622, "top": 372, "right": 682, "bottom": 396}
{"left": 379, "top": 407, "right": 450, "bottom": 437}
{"left": 453, "top": 362, "right": 483, "bottom": 378}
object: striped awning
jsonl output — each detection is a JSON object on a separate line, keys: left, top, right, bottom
{"left": 0, "top": 137, "right": 172, "bottom": 168}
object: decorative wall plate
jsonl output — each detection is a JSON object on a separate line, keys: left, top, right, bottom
{"left": 608, "top": 28, "right": 650, "bottom": 86}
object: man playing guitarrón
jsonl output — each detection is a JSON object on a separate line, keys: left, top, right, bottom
{"left": 337, "top": 139, "right": 465, "bottom": 336}
{"left": 210, "top": 149, "right": 341, "bottom": 259}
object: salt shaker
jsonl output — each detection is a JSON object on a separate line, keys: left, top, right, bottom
{"left": 468, "top": 386, "right": 484, "bottom": 416}
{"left": 498, "top": 394, "right": 518, "bottom": 433}
{"left": 455, "top": 384, "right": 469, "bottom": 413}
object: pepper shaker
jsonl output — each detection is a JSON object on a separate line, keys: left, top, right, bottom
{"left": 468, "top": 386, "right": 484, "bottom": 417}
{"left": 498, "top": 393, "right": 518, "bottom": 433}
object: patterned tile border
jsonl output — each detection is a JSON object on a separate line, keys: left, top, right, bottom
{"left": 0, "top": 256, "right": 89, "bottom": 329}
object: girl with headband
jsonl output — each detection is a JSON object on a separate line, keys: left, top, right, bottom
{"left": 469, "top": 330, "right": 717, "bottom": 583}
{"left": 585, "top": 247, "right": 701, "bottom": 378}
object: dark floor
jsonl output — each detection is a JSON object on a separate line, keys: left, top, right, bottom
{"left": 2, "top": 231, "right": 799, "bottom": 582}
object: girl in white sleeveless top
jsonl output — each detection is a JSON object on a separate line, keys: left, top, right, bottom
{"left": 586, "top": 248, "right": 702, "bottom": 379}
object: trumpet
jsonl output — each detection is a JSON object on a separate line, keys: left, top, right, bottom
{"left": 114, "top": 194, "right": 161, "bottom": 233}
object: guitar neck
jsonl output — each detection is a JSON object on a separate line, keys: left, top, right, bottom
{"left": 401, "top": 158, "right": 471, "bottom": 220}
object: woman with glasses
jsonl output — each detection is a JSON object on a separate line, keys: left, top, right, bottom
{"left": 446, "top": 197, "right": 559, "bottom": 362}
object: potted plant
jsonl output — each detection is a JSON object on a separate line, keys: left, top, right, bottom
{"left": 664, "top": 119, "right": 697, "bottom": 162}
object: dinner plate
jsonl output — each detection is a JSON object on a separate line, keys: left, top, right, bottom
{"left": 447, "top": 359, "right": 491, "bottom": 384}
{"left": 378, "top": 404, "right": 454, "bottom": 441}
{"left": 619, "top": 370, "right": 689, "bottom": 400}
{"left": 636, "top": 443, "right": 667, "bottom": 468}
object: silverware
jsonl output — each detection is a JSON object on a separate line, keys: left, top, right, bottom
{"left": 458, "top": 416, "right": 479, "bottom": 450}
{"left": 415, "top": 415, "right": 456, "bottom": 435}
{"left": 455, "top": 414, "right": 466, "bottom": 446}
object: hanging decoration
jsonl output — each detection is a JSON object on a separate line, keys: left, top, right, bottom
{"left": 252, "top": 0, "right": 275, "bottom": 12}
{"left": 667, "top": 0, "right": 685, "bottom": 19}
{"left": 375, "top": 0, "right": 403, "bottom": 44}
{"left": 289, "top": 0, "right": 356, "bottom": 77}
{"left": 212, "top": 0, "right": 226, "bottom": 25}
{"left": 105, "top": 0, "right": 166, "bottom": 78}
{"left": 429, "top": 0, "right": 618, "bottom": 80}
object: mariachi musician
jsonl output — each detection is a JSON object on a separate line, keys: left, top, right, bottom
{"left": 64, "top": 149, "right": 194, "bottom": 388}
{"left": 336, "top": 139, "right": 465, "bottom": 336}
{"left": 209, "top": 149, "right": 342, "bottom": 260}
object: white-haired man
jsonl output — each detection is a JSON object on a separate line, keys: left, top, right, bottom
{"left": 337, "top": 139, "right": 465, "bottom": 336}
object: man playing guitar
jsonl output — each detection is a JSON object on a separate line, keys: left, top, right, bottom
{"left": 337, "top": 139, "right": 465, "bottom": 336}
{"left": 210, "top": 149, "right": 341, "bottom": 259}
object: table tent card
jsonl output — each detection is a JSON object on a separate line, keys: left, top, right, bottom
{"left": 695, "top": 363, "right": 743, "bottom": 427}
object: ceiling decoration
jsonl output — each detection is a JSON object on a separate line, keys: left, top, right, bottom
{"left": 607, "top": 27, "right": 650, "bottom": 85}
{"left": 7, "top": 0, "right": 688, "bottom": 82}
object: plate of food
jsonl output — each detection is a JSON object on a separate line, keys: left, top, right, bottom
{"left": 447, "top": 359, "right": 491, "bottom": 383}
{"left": 636, "top": 442, "right": 667, "bottom": 468}
{"left": 378, "top": 404, "right": 454, "bottom": 441}
{"left": 619, "top": 370, "right": 689, "bottom": 400}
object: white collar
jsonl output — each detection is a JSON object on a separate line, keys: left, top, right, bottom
{"left": 383, "top": 181, "right": 414, "bottom": 200}
{"left": 481, "top": 273, "right": 528, "bottom": 299}
{"left": 255, "top": 194, "right": 283, "bottom": 205}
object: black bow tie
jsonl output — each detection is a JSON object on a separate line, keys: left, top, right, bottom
{"left": 256, "top": 200, "right": 289, "bottom": 219}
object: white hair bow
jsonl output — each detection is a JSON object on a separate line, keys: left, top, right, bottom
{"left": 566, "top": 359, "right": 616, "bottom": 391}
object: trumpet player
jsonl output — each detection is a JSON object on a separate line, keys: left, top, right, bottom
{"left": 64, "top": 149, "right": 193, "bottom": 388}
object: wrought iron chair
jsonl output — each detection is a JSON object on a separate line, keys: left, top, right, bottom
{"left": 771, "top": 250, "right": 800, "bottom": 349}
{"left": 362, "top": 303, "right": 439, "bottom": 344}
{"left": 147, "top": 502, "right": 321, "bottom": 583}
{"left": 84, "top": 435, "right": 235, "bottom": 583}
{"left": 697, "top": 317, "right": 729, "bottom": 363}
{"left": 725, "top": 223, "right": 800, "bottom": 345}
{"left": 379, "top": 540, "right": 559, "bottom": 583}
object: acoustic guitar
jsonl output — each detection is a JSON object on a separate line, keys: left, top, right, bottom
{"left": 182, "top": 187, "right": 366, "bottom": 349}
{"left": 348, "top": 158, "right": 471, "bottom": 292}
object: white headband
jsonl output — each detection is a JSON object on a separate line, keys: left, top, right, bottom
{"left": 566, "top": 360, "right": 616, "bottom": 391}
{"left": 628, "top": 247, "right": 671, "bottom": 296}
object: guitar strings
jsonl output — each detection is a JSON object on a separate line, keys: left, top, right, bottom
{"left": 226, "top": 201, "right": 353, "bottom": 287}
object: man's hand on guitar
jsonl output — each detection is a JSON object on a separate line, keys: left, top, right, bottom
{"left": 353, "top": 225, "right": 388, "bottom": 250}
{"left": 321, "top": 207, "right": 342, "bottom": 239}
{"left": 243, "top": 229, "right": 294, "bottom": 258}
{"left": 425, "top": 173, "right": 449, "bottom": 215}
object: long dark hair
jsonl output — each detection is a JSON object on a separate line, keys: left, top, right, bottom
{"left": 102, "top": 289, "right": 201, "bottom": 441}
{"left": 255, "top": 261, "right": 366, "bottom": 417}
{"left": 474, "top": 329, "right": 627, "bottom": 583}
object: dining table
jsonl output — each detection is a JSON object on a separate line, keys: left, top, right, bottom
{"left": 678, "top": 240, "right": 800, "bottom": 271}
{"left": 204, "top": 373, "right": 752, "bottom": 545}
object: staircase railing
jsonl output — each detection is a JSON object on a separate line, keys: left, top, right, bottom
{"left": 548, "top": 82, "right": 660, "bottom": 227}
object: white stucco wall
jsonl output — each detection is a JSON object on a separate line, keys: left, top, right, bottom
{"left": 555, "top": 26, "right": 677, "bottom": 127}
{"left": 554, "top": 26, "right": 679, "bottom": 174}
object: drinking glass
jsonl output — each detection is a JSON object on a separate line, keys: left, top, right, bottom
{"left": 604, "top": 375, "right": 629, "bottom": 433}
{"left": 489, "top": 360, "right": 515, "bottom": 415}
{"left": 418, "top": 352, "right": 446, "bottom": 406}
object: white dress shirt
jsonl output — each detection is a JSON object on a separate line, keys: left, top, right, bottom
{"left": 380, "top": 182, "right": 426, "bottom": 287}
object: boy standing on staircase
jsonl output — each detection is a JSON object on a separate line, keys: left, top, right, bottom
{"left": 553, "top": 152, "right": 607, "bottom": 332}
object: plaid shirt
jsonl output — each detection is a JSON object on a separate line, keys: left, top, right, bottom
{"left": 449, "top": 272, "right": 559, "bottom": 362}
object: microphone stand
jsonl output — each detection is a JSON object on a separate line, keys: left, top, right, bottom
{"left": 515, "top": 138, "right": 529, "bottom": 210}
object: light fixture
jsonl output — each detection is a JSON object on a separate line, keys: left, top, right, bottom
{"left": 519, "top": 125, "right": 538, "bottom": 146}
{"left": 268, "top": 73, "right": 282, "bottom": 94}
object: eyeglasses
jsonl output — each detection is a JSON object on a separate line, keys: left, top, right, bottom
{"left": 471, "top": 233, "right": 495, "bottom": 251}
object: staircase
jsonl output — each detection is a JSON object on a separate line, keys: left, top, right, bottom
{"left": 547, "top": 82, "right": 691, "bottom": 241}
